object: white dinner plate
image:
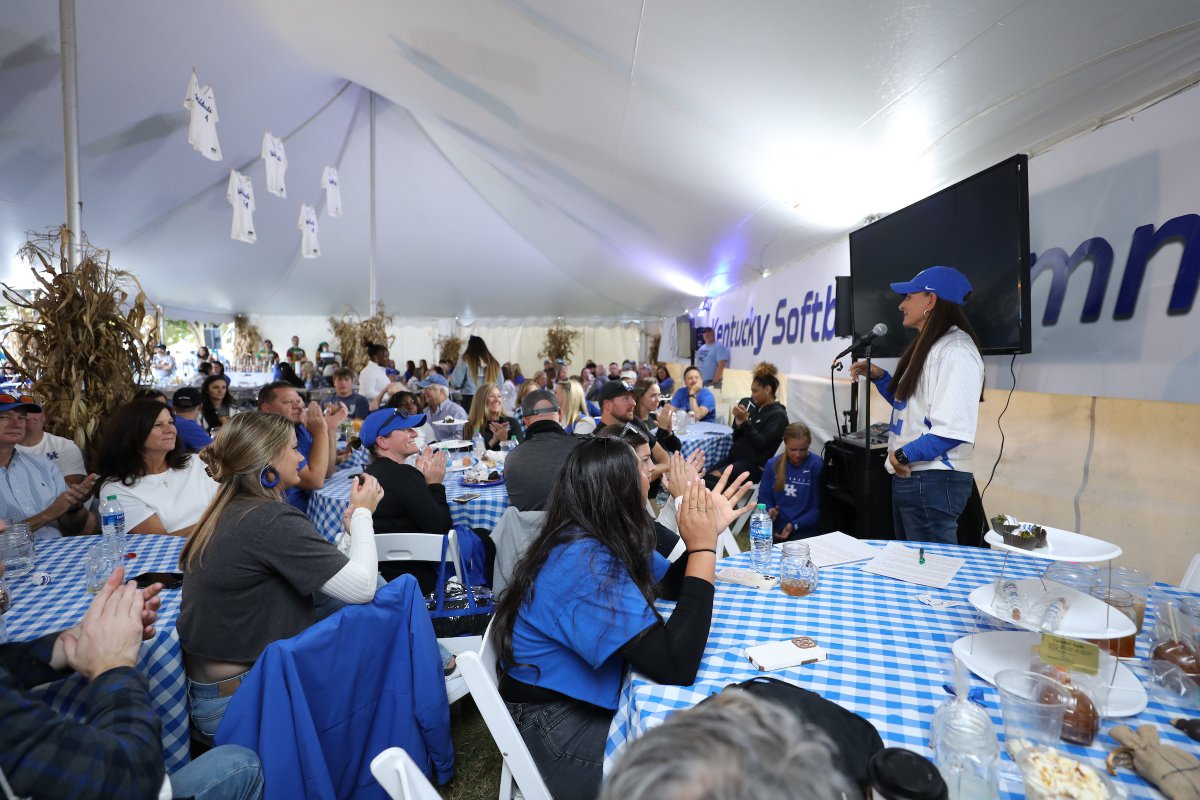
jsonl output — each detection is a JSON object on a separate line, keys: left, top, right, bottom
{"left": 952, "top": 631, "right": 1147, "bottom": 717}
{"left": 430, "top": 419, "right": 469, "bottom": 427}
{"left": 984, "top": 526, "right": 1122, "bottom": 562}
{"left": 968, "top": 578, "right": 1136, "bottom": 639}
{"left": 430, "top": 439, "right": 472, "bottom": 450}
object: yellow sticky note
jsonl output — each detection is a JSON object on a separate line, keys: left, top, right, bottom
{"left": 1039, "top": 634, "right": 1100, "bottom": 675}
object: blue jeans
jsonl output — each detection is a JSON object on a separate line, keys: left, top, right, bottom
{"left": 891, "top": 470, "right": 973, "bottom": 545}
{"left": 171, "top": 744, "right": 263, "bottom": 799}
{"left": 506, "top": 699, "right": 612, "bottom": 800}
{"left": 188, "top": 673, "right": 247, "bottom": 746}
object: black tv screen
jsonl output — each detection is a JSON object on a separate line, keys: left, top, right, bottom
{"left": 847, "top": 154, "right": 1031, "bottom": 357}
{"left": 675, "top": 314, "right": 694, "bottom": 360}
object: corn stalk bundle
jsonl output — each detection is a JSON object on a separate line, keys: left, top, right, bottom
{"left": 538, "top": 322, "right": 578, "bottom": 364}
{"left": 0, "top": 227, "right": 155, "bottom": 456}
{"left": 435, "top": 335, "right": 463, "bottom": 366}
{"left": 329, "top": 304, "right": 394, "bottom": 373}
{"left": 231, "top": 315, "right": 261, "bottom": 367}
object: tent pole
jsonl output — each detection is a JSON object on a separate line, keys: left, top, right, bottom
{"left": 369, "top": 90, "right": 378, "bottom": 317}
{"left": 59, "top": 0, "right": 83, "bottom": 268}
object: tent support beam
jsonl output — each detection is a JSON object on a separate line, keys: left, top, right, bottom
{"left": 369, "top": 91, "right": 378, "bottom": 317}
{"left": 59, "top": 0, "right": 83, "bottom": 268}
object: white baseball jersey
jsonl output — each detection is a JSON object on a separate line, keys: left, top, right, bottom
{"left": 17, "top": 432, "right": 86, "bottom": 480}
{"left": 183, "top": 71, "right": 222, "bottom": 161}
{"left": 261, "top": 132, "right": 288, "bottom": 198}
{"left": 226, "top": 170, "right": 256, "bottom": 244}
{"left": 886, "top": 326, "right": 984, "bottom": 474}
{"left": 320, "top": 165, "right": 342, "bottom": 217}
{"left": 298, "top": 203, "right": 320, "bottom": 258}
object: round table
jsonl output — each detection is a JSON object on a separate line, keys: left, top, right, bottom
{"left": 675, "top": 421, "right": 733, "bottom": 472}
{"left": 605, "top": 540, "right": 1197, "bottom": 798}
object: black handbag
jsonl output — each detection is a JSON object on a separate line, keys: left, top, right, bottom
{"left": 426, "top": 533, "right": 493, "bottom": 638}
{"left": 712, "top": 676, "right": 884, "bottom": 792}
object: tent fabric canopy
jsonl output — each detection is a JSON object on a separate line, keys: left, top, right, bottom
{"left": 3, "top": 1, "right": 1200, "bottom": 320}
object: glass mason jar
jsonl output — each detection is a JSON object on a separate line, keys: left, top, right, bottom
{"left": 779, "top": 541, "right": 819, "bottom": 597}
{"left": 0, "top": 523, "right": 35, "bottom": 578}
{"left": 1095, "top": 566, "right": 1152, "bottom": 633}
{"left": 1086, "top": 587, "right": 1137, "bottom": 658}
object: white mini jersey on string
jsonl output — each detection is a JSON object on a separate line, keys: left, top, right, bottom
{"left": 298, "top": 203, "right": 320, "bottom": 258}
{"left": 183, "top": 70, "right": 221, "bottom": 161}
{"left": 226, "top": 170, "right": 256, "bottom": 244}
{"left": 320, "top": 165, "right": 342, "bottom": 217}
{"left": 261, "top": 132, "right": 288, "bottom": 198}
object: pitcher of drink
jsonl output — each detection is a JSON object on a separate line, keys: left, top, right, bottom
{"left": 0, "top": 523, "right": 35, "bottom": 578}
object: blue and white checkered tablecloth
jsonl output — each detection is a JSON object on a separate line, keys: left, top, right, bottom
{"left": 308, "top": 469, "right": 512, "bottom": 542}
{"left": 604, "top": 541, "right": 1197, "bottom": 798}
{"left": 4, "top": 534, "right": 190, "bottom": 773}
{"left": 677, "top": 422, "right": 733, "bottom": 473}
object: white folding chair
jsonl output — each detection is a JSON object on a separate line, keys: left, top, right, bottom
{"left": 457, "top": 622, "right": 553, "bottom": 800}
{"left": 726, "top": 481, "right": 759, "bottom": 539}
{"left": 1182, "top": 554, "right": 1200, "bottom": 591}
{"left": 370, "top": 747, "right": 442, "bottom": 800}
{"left": 716, "top": 529, "right": 742, "bottom": 558}
{"left": 375, "top": 531, "right": 478, "bottom": 703}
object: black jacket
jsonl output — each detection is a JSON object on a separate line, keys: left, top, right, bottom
{"left": 713, "top": 401, "right": 789, "bottom": 483}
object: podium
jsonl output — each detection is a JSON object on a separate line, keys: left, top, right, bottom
{"left": 819, "top": 439, "right": 894, "bottom": 539}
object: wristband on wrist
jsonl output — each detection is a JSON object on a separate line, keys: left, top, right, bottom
{"left": 686, "top": 548, "right": 716, "bottom": 555}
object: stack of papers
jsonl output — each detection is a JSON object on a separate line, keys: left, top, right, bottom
{"left": 790, "top": 532, "right": 879, "bottom": 568}
{"left": 860, "top": 542, "right": 964, "bottom": 589}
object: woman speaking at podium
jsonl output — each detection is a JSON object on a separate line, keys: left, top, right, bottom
{"left": 849, "top": 266, "right": 984, "bottom": 544}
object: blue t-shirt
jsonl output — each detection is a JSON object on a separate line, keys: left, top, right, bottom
{"left": 758, "top": 452, "right": 823, "bottom": 536}
{"left": 508, "top": 535, "right": 669, "bottom": 710}
{"left": 284, "top": 424, "right": 313, "bottom": 511}
{"left": 324, "top": 392, "right": 370, "bottom": 420}
{"left": 174, "top": 416, "right": 213, "bottom": 453}
{"left": 697, "top": 342, "right": 730, "bottom": 383}
{"left": 670, "top": 386, "right": 717, "bottom": 422}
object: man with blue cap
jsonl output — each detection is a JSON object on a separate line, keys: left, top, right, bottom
{"left": 418, "top": 374, "right": 467, "bottom": 442}
{"left": 850, "top": 266, "right": 985, "bottom": 544}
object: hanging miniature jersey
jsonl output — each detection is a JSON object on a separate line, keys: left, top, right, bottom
{"left": 298, "top": 203, "right": 320, "bottom": 258}
{"left": 226, "top": 170, "right": 256, "bottom": 244}
{"left": 320, "top": 165, "right": 342, "bottom": 217}
{"left": 262, "top": 132, "right": 288, "bottom": 198}
{"left": 183, "top": 70, "right": 222, "bottom": 161}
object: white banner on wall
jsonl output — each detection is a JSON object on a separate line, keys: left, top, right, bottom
{"left": 699, "top": 83, "right": 1200, "bottom": 404}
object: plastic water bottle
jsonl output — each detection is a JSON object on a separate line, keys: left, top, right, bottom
{"left": 100, "top": 495, "right": 126, "bottom": 561}
{"left": 749, "top": 504, "right": 773, "bottom": 575}
{"left": 471, "top": 432, "right": 486, "bottom": 460}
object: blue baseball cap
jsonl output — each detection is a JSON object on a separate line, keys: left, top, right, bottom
{"left": 418, "top": 374, "right": 449, "bottom": 388}
{"left": 359, "top": 408, "right": 427, "bottom": 447}
{"left": 890, "top": 266, "right": 973, "bottom": 305}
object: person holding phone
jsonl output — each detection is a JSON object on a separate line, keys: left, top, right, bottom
{"left": 706, "top": 362, "right": 787, "bottom": 486}
{"left": 177, "top": 411, "right": 383, "bottom": 744}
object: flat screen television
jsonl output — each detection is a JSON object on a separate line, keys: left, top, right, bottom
{"left": 847, "top": 154, "right": 1032, "bottom": 358}
{"left": 675, "top": 314, "right": 694, "bottom": 360}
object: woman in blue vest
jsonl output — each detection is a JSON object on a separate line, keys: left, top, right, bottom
{"left": 491, "top": 437, "right": 726, "bottom": 799}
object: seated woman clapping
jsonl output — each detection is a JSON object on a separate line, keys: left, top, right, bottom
{"left": 94, "top": 400, "right": 219, "bottom": 537}
{"left": 176, "top": 411, "right": 383, "bottom": 744}
{"left": 492, "top": 436, "right": 747, "bottom": 799}
{"left": 465, "top": 382, "right": 523, "bottom": 450}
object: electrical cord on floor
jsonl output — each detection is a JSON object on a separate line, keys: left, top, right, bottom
{"left": 980, "top": 353, "right": 1018, "bottom": 506}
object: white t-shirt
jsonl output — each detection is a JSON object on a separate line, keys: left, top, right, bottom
{"left": 183, "top": 71, "right": 221, "bottom": 161}
{"left": 358, "top": 362, "right": 390, "bottom": 400}
{"left": 261, "top": 132, "right": 288, "bottom": 198}
{"left": 886, "top": 326, "right": 985, "bottom": 474}
{"left": 98, "top": 457, "right": 218, "bottom": 533}
{"left": 226, "top": 170, "right": 256, "bottom": 244}
{"left": 321, "top": 165, "right": 342, "bottom": 217}
{"left": 17, "top": 432, "right": 86, "bottom": 480}
{"left": 298, "top": 203, "right": 320, "bottom": 258}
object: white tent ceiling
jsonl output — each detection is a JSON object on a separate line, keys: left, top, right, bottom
{"left": 3, "top": 1, "right": 1200, "bottom": 321}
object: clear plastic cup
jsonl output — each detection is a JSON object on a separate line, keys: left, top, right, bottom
{"left": 994, "top": 669, "right": 1069, "bottom": 756}
{"left": 84, "top": 545, "right": 115, "bottom": 594}
{"left": 0, "top": 523, "right": 35, "bottom": 577}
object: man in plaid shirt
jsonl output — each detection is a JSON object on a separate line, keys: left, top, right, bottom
{"left": 0, "top": 562, "right": 263, "bottom": 799}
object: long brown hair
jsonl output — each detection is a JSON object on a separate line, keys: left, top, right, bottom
{"left": 888, "top": 295, "right": 983, "bottom": 402}
{"left": 462, "top": 336, "right": 500, "bottom": 385}
{"left": 466, "top": 381, "right": 502, "bottom": 438}
{"left": 774, "top": 422, "right": 812, "bottom": 492}
{"left": 179, "top": 411, "right": 295, "bottom": 570}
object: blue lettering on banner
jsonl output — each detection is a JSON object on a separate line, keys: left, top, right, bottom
{"left": 1032, "top": 212, "right": 1199, "bottom": 324}
{"left": 713, "top": 283, "right": 839, "bottom": 354}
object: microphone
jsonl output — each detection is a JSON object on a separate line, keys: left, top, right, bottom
{"left": 831, "top": 323, "right": 888, "bottom": 362}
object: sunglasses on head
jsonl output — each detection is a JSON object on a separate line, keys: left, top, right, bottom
{"left": 0, "top": 393, "right": 36, "bottom": 405}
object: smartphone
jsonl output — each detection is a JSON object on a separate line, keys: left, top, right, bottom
{"left": 452, "top": 493, "right": 480, "bottom": 504}
{"left": 133, "top": 571, "right": 183, "bottom": 590}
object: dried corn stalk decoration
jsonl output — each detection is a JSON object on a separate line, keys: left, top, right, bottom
{"left": 0, "top": 227, "right": 155, "bottom": 456}
{"left": 435, "top": 335, "right": 463, "bottom": 367}
{"left": 231, "top": 315, "right": 261, "bottom": 367}
{"left": 539, "top": 322, "right": 578, "bottom": 364}
{"left": 329, "top": 304, "right": 394, "bottom": 374}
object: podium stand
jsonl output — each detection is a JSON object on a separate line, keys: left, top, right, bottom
{"left": 819, "top": 440, "right": 894, "bottom": 539}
